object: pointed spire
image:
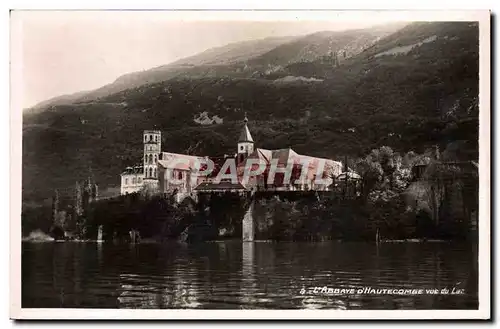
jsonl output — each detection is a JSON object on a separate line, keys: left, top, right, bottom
{"left": 238, "top": 113, "right": 253, "bottom": 143}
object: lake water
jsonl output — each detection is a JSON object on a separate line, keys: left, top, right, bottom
{"left": 22, "top": 241, "right": 478, "bottom": 309}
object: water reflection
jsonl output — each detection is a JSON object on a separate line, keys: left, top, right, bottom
{"left": 22, "top": 241, "right": 478, "bottom": 309}
{"left": 240, "top": 242, "right": 257, "bottom": 308}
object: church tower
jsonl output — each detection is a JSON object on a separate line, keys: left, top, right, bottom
{"left": 143, "top": 130, "right": 162, "bottom": 180}
{"left": 237, "top": 114, "right": 254, "bottom": 164}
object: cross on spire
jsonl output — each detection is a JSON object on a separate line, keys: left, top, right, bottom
{"left": 238, "top": 112, "right": 253, "bottom": 143}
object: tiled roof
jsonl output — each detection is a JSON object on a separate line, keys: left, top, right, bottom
{"left": 237, "top": 147, "right": 347, "bottom": 181}
{"left": 257, "top": 148, "right": 272, "bottom": 162}
{"left": 158, "top": 152, "right": 206, "bottom": 170}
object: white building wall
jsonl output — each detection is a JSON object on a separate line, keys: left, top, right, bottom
{"left": 120, "top": 173, "right": 145, "bottom": 195}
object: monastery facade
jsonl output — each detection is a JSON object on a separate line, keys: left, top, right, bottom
{"left": 120, "top": 117, "right": 358, "bottom": 197}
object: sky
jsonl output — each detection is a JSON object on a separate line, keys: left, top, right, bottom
{"left": 11, "top": 10, "right": 481, "bottom": 109}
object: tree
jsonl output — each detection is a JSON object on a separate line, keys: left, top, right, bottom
{"left": 354, "top": 146, "right": 438, "bottom": 240}
{"left": 355, "top": 157, "right": 383, "bottom": 200}
{"left": 420, "top": 160, "right": 478, "bottom": 233}
{"left": 355, "top": 146, "right": 414, "bottom": 200}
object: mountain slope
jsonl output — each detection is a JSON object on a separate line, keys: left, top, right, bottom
{"left": 249, "top": 23, "right": 404, "bottom": 67}
{"left": 28, "top": 36, "right": 296, "bottom": 110}
{"left": 22, "top": 22, "right": 479, "bottom": 205}
{"left": 167, "top": 36, "right": 298, "bottom": 66}
{"left": 29, "top": 24, "right": 403, "bottom": 110}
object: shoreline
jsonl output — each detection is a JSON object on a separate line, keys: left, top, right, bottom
{"left": 21, "top": 238, "right": 459, "bottom": 244}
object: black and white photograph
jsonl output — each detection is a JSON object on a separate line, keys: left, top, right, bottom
{"left": 9, "top": 9, "right": 490, "bottom": 320}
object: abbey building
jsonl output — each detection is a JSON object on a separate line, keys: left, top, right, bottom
{"left": 120, "top": 117, "right": 358, "bottom": 197}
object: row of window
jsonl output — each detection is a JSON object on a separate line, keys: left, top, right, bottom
{"left": 144, "top": 154, "right": 158, "bottom": 164}
{"left": 123, "top": 168, "right": 158, "bottom": 186}
{"left": 144, "top": 134, "right": 160, "bottom": 143}
{"left": 124, "top": 177, "right": 143, "bottom": 185}
{"left": 124, "top": 169, "right": 189, "bottom": 186}
{"left": 239, "top": 144, "right": 253, "bottom": 152}
{"left": 145, "top": 167, "right": 157, "bottom": 178}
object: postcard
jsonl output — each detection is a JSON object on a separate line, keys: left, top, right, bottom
{"left": 10, "top": 9, "right": 491, "bottom": 320}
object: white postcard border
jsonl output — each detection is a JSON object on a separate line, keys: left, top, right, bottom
{"left": 9, "top": 9, "right": 491, "bottom": 320}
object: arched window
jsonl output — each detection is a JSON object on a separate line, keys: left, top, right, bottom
{"left": 144, "top": 135, "right": 147, "bottom": 142}
{"left": 132, "top": 177, "right": 136, "bottom": 184}
{"left": 149, "top": 167, "right": 153, "bottom": 178}
{"left": 149, "top": 154, "right": 153, "bottom": 163}
{"left": 144, "top": 155, "right": 148, "bottom": 164}
{"left": 124, "top": 178, "right": 128, "bottom": 185}
{"left": 154, "top": 154, "right": 157, "bottom": 162}
{"left": 153, "top": 168, "right": 157, "bottom": 178}
{"left": 149, "top": 134, "right": 153, "bottom": 141}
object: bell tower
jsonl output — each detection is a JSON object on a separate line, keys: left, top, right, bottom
{"left": 237, "top": 113, "right": 254, "bottom": 164}
{"left": 143, "top": 130, "right": 161, "bottom": 180}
